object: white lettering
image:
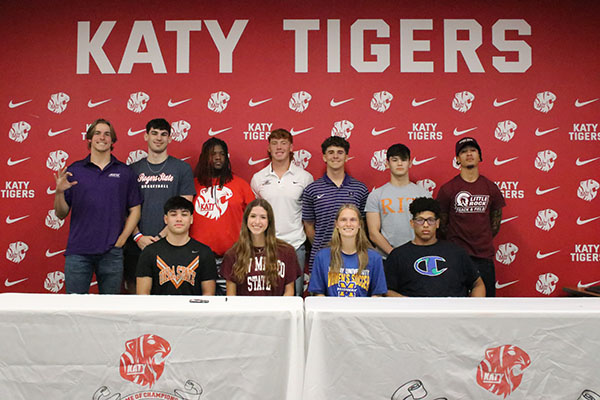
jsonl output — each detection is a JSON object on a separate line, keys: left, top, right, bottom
{"left": 204, "top": 20, "right": 248, "bottom": 73}
{"left": 283, "top": 19, "right": 320, "bottom": 73}
{"left": 492, "top": 19, "right": 532, "bottom": 73}
{"left": 118, "top": 21, "right": 167, "bottom": 74}
{"left": 351, "top": 19, "right": 390, "bottom": 73}
{"left": 77, "top": 21, "right": 116, "bottom": 74}
{"left": 444, "top": 19, "right": 484, "bottom": 73}
{"left": 400, "top": 19, "right": 433, "bottom": 72}
{"left": 165, "top": 20, "right": 203, "bottom": 74}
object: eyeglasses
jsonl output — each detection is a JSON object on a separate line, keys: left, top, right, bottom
{"left": 413, "top": 217, "right": 438, "bottom": 225}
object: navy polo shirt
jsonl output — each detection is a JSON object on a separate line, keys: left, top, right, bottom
{"left": 64, "top": 155, "right": 141, "bottom": 256}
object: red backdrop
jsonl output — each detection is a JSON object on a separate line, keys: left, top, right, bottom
{"left": 2, "top": 0, "right": 599, "bottom": 296}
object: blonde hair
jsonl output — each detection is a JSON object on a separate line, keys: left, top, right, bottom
{"left": 231, "top": 199, "right": 292, "bottom": 289}
{"left": 328, "top": 204, "right": 371, "bottom": 279}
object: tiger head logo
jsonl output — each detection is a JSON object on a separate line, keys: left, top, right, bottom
{"left": 119, "top": 334, "right": 171, "bottom": 388}
{"left": 477, "top": 345, "right": 531, "bottom": 398}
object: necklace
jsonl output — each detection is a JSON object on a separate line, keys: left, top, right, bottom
{"left": 146, "top": 158, "right": 168, "bottom": 174}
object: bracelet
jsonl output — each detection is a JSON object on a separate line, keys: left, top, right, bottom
{"left": 133, "top": 233, "right": 143, "bottom": 242}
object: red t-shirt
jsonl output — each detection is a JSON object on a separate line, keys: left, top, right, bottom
{"left": 221, "top": 244, "right": 301, "bottom": 296}
{"left": 436, "top": 174, "right": 506, "bottom": 259}
{"left": 189, "top": 175, "right": 255, "bottom": 256}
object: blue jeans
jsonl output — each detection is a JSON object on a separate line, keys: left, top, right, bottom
{"left": 294, "top": 244, "right": 306, "bottom": 296}
{"left": 64, "top": 247, "right": 124, "bottom": 294}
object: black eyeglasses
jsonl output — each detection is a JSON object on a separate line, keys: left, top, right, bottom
{"left": 413, "top": 217, "right": 438, "bottom": 225}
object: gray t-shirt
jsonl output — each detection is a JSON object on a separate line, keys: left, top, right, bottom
{"left": 365, "top": 182, "right": 431, "bottom": 255}
{"left": 131, "top": 156, "right": 196, "bottom": 236}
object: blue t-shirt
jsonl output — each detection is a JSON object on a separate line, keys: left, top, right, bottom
{"left": 308, "top": 248, "right": 387, "bottom": 297}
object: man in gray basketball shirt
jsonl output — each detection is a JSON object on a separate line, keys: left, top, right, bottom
{"left": 366, "top": 143, "right": 431, "bottom": 258}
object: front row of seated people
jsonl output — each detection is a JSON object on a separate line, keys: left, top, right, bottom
{"left": 136, "top": 195, "right": 484, "bottom": 297}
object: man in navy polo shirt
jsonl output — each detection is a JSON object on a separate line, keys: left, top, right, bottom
{"left": 302, "top": 136, "right": 369, "bottom": 274}
{"left": 53, "top": 118, "right": 141, "bottom": 294}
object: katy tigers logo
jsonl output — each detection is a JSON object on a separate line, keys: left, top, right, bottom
{"left": 94, "top": 334, "right": 204, "bottom": 399}
{"left": 476, "top": 344, "right": 531, "bottom": 398}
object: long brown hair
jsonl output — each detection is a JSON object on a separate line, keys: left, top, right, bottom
{"left": 328, "top": 204, "right": 371, "bottom": 278}
{"left": 231, "top": 199, "right": 291, "bottom": 289}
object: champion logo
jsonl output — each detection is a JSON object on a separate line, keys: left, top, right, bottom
{"left": 495, "top": 280, "right": 519, "bottom": 289}
{"left": 4, "top": 278, "right": 28, "bottom": 287}
{"left": 6, "top": 215, "right": 29, "bottom": 224}
{"left": 45, "top": 249, "right": 66, "bottom": 257}
{"left": 536, "top": 250, "right": 560, "bottom": 259}
{"left": 576, "top": 157, "right": 600, "bottom": 166}
{"left": 208, "top": 127, "right": 231, "bottom": 136}
{"left": 330, "top": 98, "right": 354, "bottom": 107}
{"left": 534, "top": 127, "right": 559, "bottom": 136}
{"left": 249, "top": 98, "right": 272, "bottom": 107}
{"left": 576, "top": 216, "right": 600, "bottom": 225}
{"left": 47, "top": 186, "right": 56, "bottom": 195}
{"left": 535, "top": 186, "right": 560, "bottom": 195}
{"left": 453, "top": 127, "right": 477, "bottom": 136}
{"left": 168, "top": 98, "right": 192, "bottom": 107}
{"left": 574, "top": 98, "right": 599, "bottom": 108}
{"left": 493, "top": 156, "right": 518, "bottom": 166}
{"left": 48, "top": 128, "right": 71, "bottom": 137}
{"left": 578, "top": 279, "right": 600, "bottom": 289}
{"left": 411, "top": 98, "right": 436, "bottom": 107}
{"left": 87, "top": 99, "right": 111, "bottom": 108}
{"left": 8, "top": 99, "right": 32, "bottom": 108}
{"left": 412, "top": 156, "right": 436, "bottom": 166}
{"left": 371, "top": 127, "right": 395, "bottom": 136}
{"left": 290, "top": 127, "right": 313, "bottom": 136}
{"left": 127, "top": 128, "right": 145, "bottom": 136}
{"left": 493, "top": 98, "right": 517, "bottom": 107}
{"left": 500, "top": 216, "right": 518, "bottom": 224}
{"left": 248, "top": 156, "right": 269, "bottom": 166}
{"left": 7, "top": 157, "right": 30, "bottom": 166}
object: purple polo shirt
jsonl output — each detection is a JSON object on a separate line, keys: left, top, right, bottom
{"left": 64, "top": 155, "right": 141, "bottom": 256}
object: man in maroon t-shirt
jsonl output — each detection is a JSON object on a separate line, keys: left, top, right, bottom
{"left": 436, "top": 137, "right": 505, "bottom": 297}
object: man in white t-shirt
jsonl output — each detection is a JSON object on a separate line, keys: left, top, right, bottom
{"left": 250, "top": 129, "right": 314, "bottom": 295}
{"left": 366, "top": 143, "right": 431, "bottom": 258}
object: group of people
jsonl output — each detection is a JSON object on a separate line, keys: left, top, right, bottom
{"left": 53, "top": 118, "right": 505, "bottom": 298}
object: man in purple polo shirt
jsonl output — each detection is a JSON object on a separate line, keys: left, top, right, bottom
{"left": 53, "top": 118, "right": 141, "bottom": 294}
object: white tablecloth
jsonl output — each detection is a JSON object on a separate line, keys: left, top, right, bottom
{"left": 0, "top": 294, "right": 304, "bottom": 400}
{"left": 303, "top": 297, "right": 600, "bottom": 400}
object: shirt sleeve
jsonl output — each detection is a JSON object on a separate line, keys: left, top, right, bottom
{"left": 199, "top": 247, "right": 218, "bottom": 281}
{"left": 241, "top": 178, "right": 256, "bottom": 209}
{"left": 368, "top": 251, "right": 388, "bottom": 296}
{"left": 302, "top": 184, "right": 315, "bottom": 222}
{"left": 383, "top": 250, "right": 399, "bottom": 292}
{"left": 179, "top": 161, "right": 196, "bottom": 197}
{"left": 489, "top": 179, "right": 507, "bottom": 211}
{"left": 126, "top": 167, "right": 143, "bottom": 208}
{"left": 307, "top": 250, "right": 327, "bottom": 294}
{"left": 462, "top": 248, "right": 481, "bottom": 287}
{"left": 136, "top": 246, "right": 155, "bottom": 278}
{"left": 435, "top": 182, "right": 451, "bottom": 213}
{"left": 358, "top": 183, "right": 369, "bottom": 214}
{"left": 250, "top": 172, "right": 261, "bottom": 197}
{"left": 282, "top": 246, "right": 301, "bottom": 284}
{"left": 219, "top": 250, "right": 237, "bottom": 282}
{"left": 364, "top": 189, "right": 379, "bottom": 213}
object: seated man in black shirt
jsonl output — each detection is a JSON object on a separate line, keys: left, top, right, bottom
{"left": 137, "top": 196, "right": 217, "bottom": 295}
{"left": 384, "top": 197, "right": 485, "bottom": 297}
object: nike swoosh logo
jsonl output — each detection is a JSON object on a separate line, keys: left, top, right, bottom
{"left": 577, "top": 216, "right": 600, "bottom": 225}
{"left": 6, "top": 215, "right": 30, "bottom": 224}
{"left": 127, "top": 128, "right": 145, "bottom": 136}
{"left": 8, "top": 99, "right": 33, "bottom": 108}
{"left": 574, "top": 98, "right": 599, "bottom": 108}
{"left": 48, "top": 128, "right": 71, "bottom": 137}
{"left": 371, "top": 127, "right": 396, "bottom": 136}
{"left": 180, "top": 156, "right": 191, "bottom": 161}
{"left": 578, "top": 279, "right": 600, "bottom": 289}
{"left": 453, "top": 127, "right": 477, "bottom": 136}
{"left": 7, "top": 157, "right": 31, "bottom": 166}
{"left": 411, "top": 98, "right": 436, "bottom": 107}
{"left": 412, "top": 156, "right": 436, "bottom": 166}
{"left": 535, "top": 127, "right": 559, "bottom": 136}
{"left": 290, "top": 127, "right": 314, "bottom": 136}
{"left": 47, "top": 186, "right": 56, "bottom": 195}
{"left": 495, "top": 280, "right": 519, "bottom": 290}
{"left": 249, "top": 98, "right": 272, "bottom": 107}
{"left": 208, "top": 127, "right": 232, "bottom": 136}
{"left": 87, "top": 99, "right": 111, "bottom": 108}
{"left": 576, "top": 157, "right": 600, "bottom": 166}
{"left": 536, "top": 250, "right": 560, "bottom": 259}
{"left": 168, "top": 98, "right": 192, "bottom": 107}
{"left": 248, "top": 157, "right": 269, "bottom": 166}
{"left": 536, "top": 186, "right": 560, "bottom": 195}
{"left": 494, "top": 156, "right": 518, "bottom": 166}
{"left": 316, "top": 194, "right": 325, "bottom": 199}
{"left": 5, "top": 278, "right": 28, "bottom": 287}
{"left": 45, "top": 249, "right": 66, "bottom": 257}
{"left": 501, "top": 216, "right": 518, "bottom": 224}
{"left": 330, "top": 98, "right": 354, "bottom": 107}
{"left": 493, "top": 98, "right": 517, "bottom": 107}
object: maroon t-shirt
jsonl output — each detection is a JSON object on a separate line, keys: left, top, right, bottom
{"left": 221, "top": 244, "right": 301, "bottom": 296}
{"left": 436, "top": 175, "right": 506, "bottom": 259}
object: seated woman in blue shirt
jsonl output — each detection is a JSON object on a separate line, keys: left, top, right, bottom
{"left": 308, "top": 204, "right": 387, "bottom": 297}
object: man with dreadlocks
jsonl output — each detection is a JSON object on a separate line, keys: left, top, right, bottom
{"left": 189, "top": 138, "right": 255, "bottom": 294}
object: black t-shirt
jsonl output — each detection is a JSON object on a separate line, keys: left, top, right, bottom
{"left": 384, "top": 240, "right": 480, "bottom": 297}
{"left": 136, "top": 237, "right": 218, "bottom": 295}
